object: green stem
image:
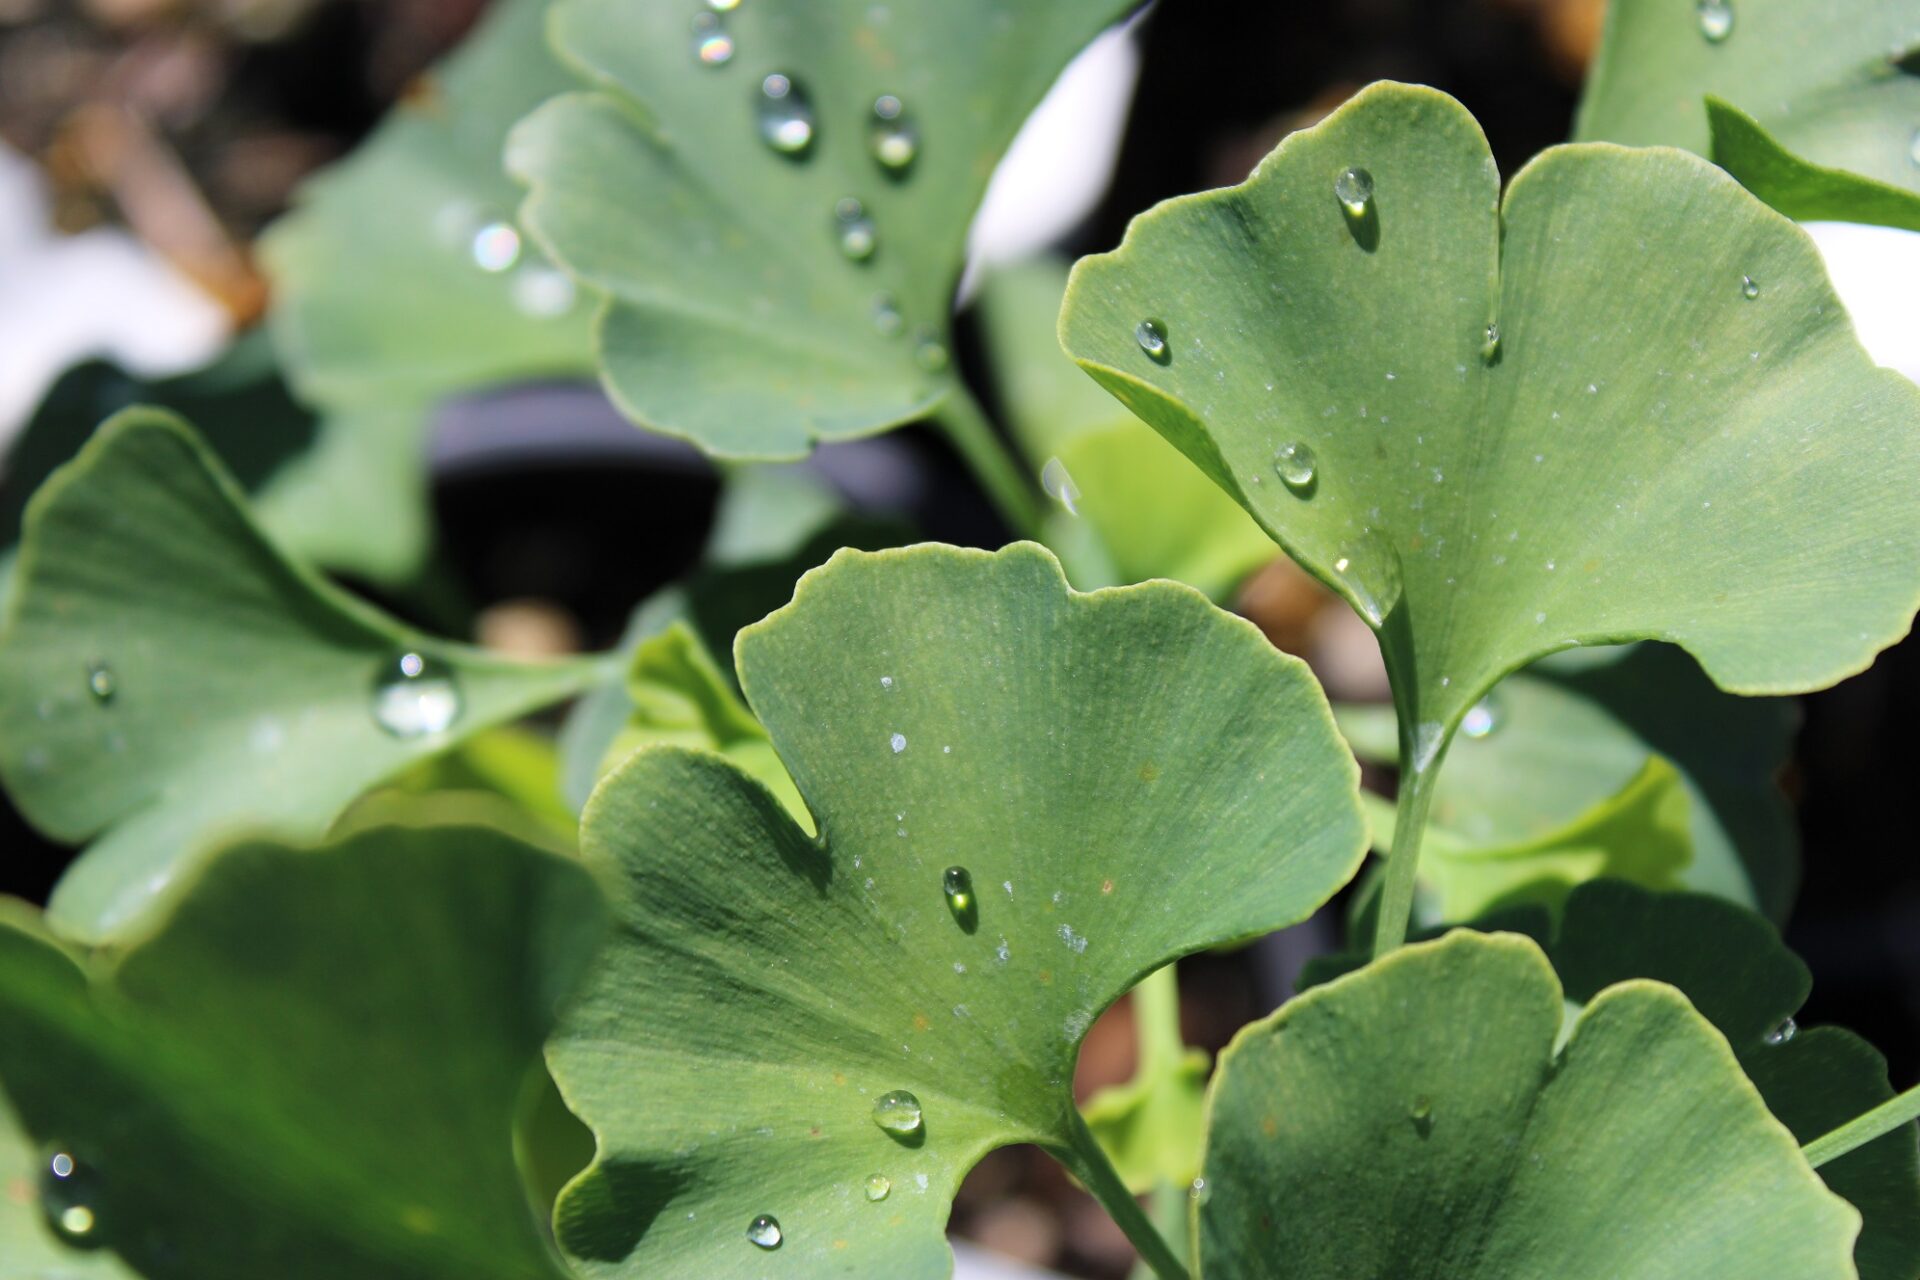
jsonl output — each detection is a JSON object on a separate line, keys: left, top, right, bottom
{"left": 1056, "top": 1111, "right": 1191, "bottom": 1280}
{"left": 1370, "top": 743, "right": 1446, "bottom": 960}
{"left": 1803, "top": 1081, "right": 1920, "bottom": 1169}
{"left": 1133, "top": 964, "right": 1184, "bottom": 1074}
{"left": 932, "top": 386, "right": 1043, "bottom": 538}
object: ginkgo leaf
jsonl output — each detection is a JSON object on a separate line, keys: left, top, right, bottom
{"left": 0, "top": 819, "right": 607, "bottom": 1280}
{"left": 1575, "top": 0, "right": 1920, "bottom": 231}
{"left": 1338, "top": 642, "right": 1800, "bottom": 921}
{"left": 0, "top": 412, "right": 607, "bottom": 942}
{"left": 1201, "top": 929, "right": 1860, "bottom": 1277}
{"left": 262, "top": 0, "right": 594, "bottom": 409}
{"left": 1060, "top": 81, "right": 1920, "bottom": 949}
{"left": 547, "top": 542, "right": 1367, "bottom": 1277}
{"left": 508, "top": 0, "right": 1136, "bottom": 459}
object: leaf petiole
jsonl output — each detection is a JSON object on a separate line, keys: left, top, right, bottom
{"left": 931, "top": 385, "right": 1044, "bottom": 538}
{"left": 1803, "top": 1080, "right": 1920, "bottom": 1170}
{"left": 1055, "top": 1108, "right": 1193, "bottom": 1280}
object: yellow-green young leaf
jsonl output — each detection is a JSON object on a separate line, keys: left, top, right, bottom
{"left": 1575, "top": 0, "right": 1920, "bottom": 230}
{"left": 549, "top": 542, "right": 1367, "bottom": 1277}
{"left": 262, "top": 0, "right": 594, "bottom": 408}
{"left": 508, "top": 0, "right": 1135, "bottom": 457}
{"left": 977, "top": 261, "right": 1272, "bottom": 598}
{"left": 0, "top": 412, "right": 606, "bottom": 942}
{"left": 1200, "top": 930, "right": 1860, "bottom": 1277}
{"left": 0, "top": 820, "right": 607, "bottom": 1279}
{"left": 1061, "top": 81, "right": 1920, "bottom": 755}
{"left": 1338, "top": 642, "right": 1801, "bottom": 922}
{"left": 1361, "top": 755, "right": 1694, "bottom": 924}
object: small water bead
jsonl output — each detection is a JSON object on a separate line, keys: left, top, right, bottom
{"left": 1697, "top": 0, "right": 1733, "bottom": 42}
{"left": 1134, "top": 318, "right": 1169, "bottom": 361}
{"left": 872, "top": 1089, "right": 924, "bottom": 1135}
{"left": 834, "top": 197, "right": 877, "bottom": 261}
{"left": 691, "top": 12, "right": 734, "bottom": 65}
{"left": 41, "top": 1149, "right": 104, "bottom": 1248}
{"left": 1040, "top": 457, "right": 1081, "bottom": 515}
{"left": 512, "top": 264, "right": 577, "bottom": 318}
{"left": 1460, "top": 695, "right": 1501, "bottom": 739}
{"left": 85, "top": 660, "right": 115, "bottom": 704}
{"left": 870, "top": 95, "right": 919, "bottom": 172}
{"left": 1272, "top": 442, "right": 1316, "bottom": 493}
{"left": 1334, "top": 166, "right": 1374, "bottom": 217}
{"left": 370, "top": 651, "right": 463, "bottom": 739}
{"left": 1188, "top": 1176, "right": 1211, "bottom": 1205}
{"left": 872, "top": 293, "right": 904, "bottom": 336}
{"left": 1741, "top": 275, "right": 1760, "bottom": 300}
{"left": 757, "top": 74, "right": 815, "bottom": 155}
{"left": 890, "top": 732, "right": 908, "bottom": 753}
{"left": 865, "top": 1174, "right": 892, "bottom": 1201}
{"left": 1764, "top": 1017, "right": 1799, "bottom": 1047}
{"left": 1481, "top": 322, "right": 1502, "bottom": 363}
{"left": 746, "top": 1214, "right": 783, "bottom": 1249}
{"left": 943, "top": 866, "right": 974, "bottom": 915}
{"left": 470, "top": 222, "right": 521, "bottom": 273}
{"left": 913, "top": 328, "right": 949, "bottom": 372}
{"left": 1410, "top": 1095, "right": 1435, "bottom": 1137}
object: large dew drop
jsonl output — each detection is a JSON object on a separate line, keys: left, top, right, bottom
{"left": 1040, "top": 457, "right": 1081, "bottom": 515}
{"left": 470, "top": 222, "right": 521, "bottom": 273}
{"left": 1334, "top": 166, "right": 1374, "bottom": 217}
{"left": 41, "top": 1149, "right": 105, "bottom": 1249}
{"left": 1272, "top": 442, "right": 1316, "bottom": 493}
{"left": 1134, "top": 318, "right": 1169, "bottom": 361}
{"left": 871, "top": 95, "right": 919, "bottom": 172}
{"left": 1460, "top": 695, "right": 1501, "bottom": 739}
{"left": 943, "top": 866, "right": 974, "bottom": 915}
{"left": 757, "top": 73, "right": 814, "bottom": 155}
{"left": 1741, "top": 275, "right": 1760, "bottom": 300}
{"left": 746, "top": 1214, "right": 783, "bottom": 1249}
{"left": 371, "top": 651, "right": 463, "bottom": 739}
{"left": 1764, "top": 1017, "right": 1798, "bottom": 1047}
{"left": 691, "top": 12, "right": 734, "bottom": 66}
{"left": 872, "top": 1089, "right": 924, "bottom": 1135}
{"left": 834, "top": 198, "right": 877, "bottom": 261}
{"left": 1696, "top": 0, "right": 1733, "bottom": 42}
{"left": 865, "top": 1173, "right": 892, "bottom": 1201}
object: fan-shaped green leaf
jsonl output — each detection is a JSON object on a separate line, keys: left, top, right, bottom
{"left": 508, "top": 0, "right": 1134, "bottom": 458}
{"left": 1338, "top": 643, "right": 1800, "bottom": 920}
{"left": 548, "top": 542, "right": 1366, "bottom": 1277}
{"left": 1575, "top": 0, "right": 1920, "bottom": 230}
{"left": 262, "top": 0, "right": 594, "bottom": 408}
{"left": 0, "top": 819, "right": 606, "bottom": 1279}
{"left": 1200, "top": 929, "right": 1860, "bottom": 1278}
{"left": 0, "top": 412, "right": 607, "bottom": 942}
{"left": 978, "top": 261, "right": 1271, "bottom": 598}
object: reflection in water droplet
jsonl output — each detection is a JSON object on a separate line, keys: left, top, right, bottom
{"left": 1765, "top": 1018, "right": 1798, "bottom": 1047}
{"left": 371, "top": 651, "right": 463, "bottom": 739}
{"left": 865, "top": 1174, "right": 891, "bottom": 1201}
{"left": 746, "top": 1214, "right": 783, "bottom": 1249}
{"left": 757, "top": 73, "right": 814, "bottom": 155}
{"left": 873, "top": 1089, "right": 924, "bottom": 1135}
{"left": 943, "top": 866, "right": 974, "bottom": 915}
{"left": 1134, "top": 318, "right": 1169, "bottom": 360}
{"left": 1460, "top": 695, "right": 1500, "bottom": 739}
{"left": 834, "top": 197, "right": 877, "bottom": 261}
{"left": 871, "top": 95, "right": 919, "bottom": 172}
{"left": 691, "top": 12, "right": 734, "bottom": 65}
{"left": 1481, "top": 322, "right": 1502, "bottom": 363}
{"left": 1697, "top": 0, "right": 1733, "bottom": 42}
{"left": 471, "top": 222, "right": 521, "bottom": 273}
{"left": 1041, "top": 457, "right": 1080, "bottom": 515}
{"left": 1335, "top": 166, "right": 1374, "bottom": 217}
{"left": 1741, "top": 275, "right": 1760, "bottom": 300}
{"left": 708, "top": 0, "right": 741, "bottom": 10}
{"left": 40, "top": 1149, "right": 104, "bottom": 1248}
{"left": 890, "top": 732, "right": 908, "bottom": 754}
{"left": 1189, "top": 1176, "right": 1211, "bottom": 1204}
{"left": 85, "top": 661, "right": 115, "bottom": 704}
{"left": 872, "top": 293, "right": 904, "bottom": 336}
{"left": 1272, "top": 442, "right": 1316, "bottom": 493}
{"left": 913, "top": 327, "right": 949, "bottom": 372}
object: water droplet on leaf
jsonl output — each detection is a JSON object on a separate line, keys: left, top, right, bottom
{"left": 371, "top": 651, "right": 463, "bottom": 739}
{"left": 872, "top": 293, "right": 903, "bottom": 335}
{"left": 1335, "top": 166, "right": 1374, "bottom": 217}
{"left": 1041, "top": 457, "right": 1080, "bottom": 515}
{"left": 691, "top": 12, "right": 734, "bottom": 65}
{"left": 85, "top": 661, "right": 114, "bottom": 704}
{"left": 1697, "top": 0, "right": 1733, "bottom": 42}
{"left": 1272, "top": 442, "right": 1316, "bottom": 493}
{"left": 1460, "top": 695, "right": 1500, "bottom": 739}
{"left": 1134, "top": 318, "right": 1169, "bottom": 361}
{"left": 834, "top": 197, "right": 877, "bottom": 261}
{"left": 913, "top": 328, "right": 949, "bottom": 372}
{"left": 470, "top": 222, "right": 521, "bottom": 272}
{"left": 40, "top": 1149, "right": 104, "bottom": 1248}
{"left": 1765, "top": 1018, "right": 1798, "bottom": 1047}
{"left": 889, "top": 732, "right": 907, "bottom": 754}
{"left": 1481, "top": 322, "right": 1502, "bottom": 363}
{"left": 746, "top": 1214, "right": 783, "bottom": 1249}
{"left": 758, "top": 74, "right": 814, "bottom": 155}
{"left": 1741, "top": 275, "right": 1760, "bottom": 300}
{"left": 943, "top": 866, "right": 974, "bottom": 915}
{"left": 872, "top": 1089, "right": 923, "bottom": 1135}
{"left": 865, "top": 1174, "right": 891, "bottom": 1201}
{"left": 871, "top": 94, "right": 919, "bottom": 172}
